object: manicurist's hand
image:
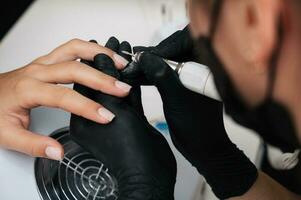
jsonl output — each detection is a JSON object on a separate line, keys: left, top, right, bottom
{"left": 122, "top": 26, "right": 259, "bottom": 197}
{"left": 0, "top": 39, "right": 132, "bottom": 161}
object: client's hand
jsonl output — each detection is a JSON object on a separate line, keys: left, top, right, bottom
{"left": 70, "top": 38, "right": 177, "bottom": 200}
{"left": 0, "top": 39, "right": 131, "bottom": 160}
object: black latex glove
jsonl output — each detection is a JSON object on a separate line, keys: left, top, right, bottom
{"left": 133, "top": 25, "right": 198, "bottom": 62}
{"left": 70, "top": 38, "right": 177, "bottom": 200}
{"left": 122, "top": 50, "right": 258, "bottom": 199}
{"left": 122, "top": 25, "right": 199, "bottom": 86}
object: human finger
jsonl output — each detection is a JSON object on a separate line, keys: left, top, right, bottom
{"left": 33, "top": 39, "right": 128, "bottom": 69}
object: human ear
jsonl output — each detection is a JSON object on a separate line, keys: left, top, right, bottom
{"left": 242, "top": 0, "right": 282, "bottom": 73}
{"left": 187, "top": 0, "right": 211, "bottom": 38}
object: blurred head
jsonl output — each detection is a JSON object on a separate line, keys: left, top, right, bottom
{"left": 187, "top": 0, "right": 301, "bottom": 150}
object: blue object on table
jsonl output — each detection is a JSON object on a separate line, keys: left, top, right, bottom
{"left": 154, "top": 121, "right": 170, "bottom": 135}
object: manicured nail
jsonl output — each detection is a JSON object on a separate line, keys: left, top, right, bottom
{"left": 115, "top": 80, "right": 132, "bottom": 93}
{"left": 113, "top": 53, "right": 129, "bottom": 67}
{"left": 98, "top": 107, "right": 115, "bottom": 122}
{"left": 45, "top": 146, "right": 63, "bottom": 161}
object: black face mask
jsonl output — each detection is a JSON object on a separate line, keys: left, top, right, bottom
{"left": 195, "top": 0, "right": 300, "bottom": 152}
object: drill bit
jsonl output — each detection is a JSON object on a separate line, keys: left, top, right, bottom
{"left": 121, "top": 51, "right": 144, "bottom": 63}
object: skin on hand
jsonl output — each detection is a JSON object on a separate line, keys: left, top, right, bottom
{"left": 0, "top": 38, "right": 132, "bottom": 161}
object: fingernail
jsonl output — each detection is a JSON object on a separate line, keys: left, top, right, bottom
{"left": 115, "top": 80, "right": 132, "bottom": 93}
{"left": 98, "top": 107, "right": 115, "bottom": 122}
{"left": 45, "top": 146, "right": 63, "bottom": 161}
{"left": 113, "top": 53, "right": 129, "bottom": 67}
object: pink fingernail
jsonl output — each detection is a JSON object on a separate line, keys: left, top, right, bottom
{"left": 115, "top": 80, "right": 132, "bottom": 93}
{"left": 97, "top": 107, "right": 115, "bottom": 122}
{"left": 45, "top": 146, "right": 63, "bottom": 161}
{"left": 113, "top": 53, "right": 129, "bottom": 67}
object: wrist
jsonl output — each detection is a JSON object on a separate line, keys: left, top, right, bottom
{"left": 118, "top": 184, "right": 174, "bottom": 200}
{"left": 196, "top": 146, "right": 258, "bottom": 199}
{"left": 118, "top": 174, "right": 175, "bottom": 200}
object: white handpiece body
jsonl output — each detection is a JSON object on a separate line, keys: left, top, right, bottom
{"left": 169, "top": 61, "right": 221, "bottom": 101}
{"left": 123, "top": 51, "right": 222, "bottom": 101}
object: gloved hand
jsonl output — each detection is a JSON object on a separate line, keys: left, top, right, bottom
{"left": 122, "top": 49, "right": 258, "bottom": 199}
{"left": 133, "top": 25, "right": 198, "bottom": 62}
{"left": 70, "top": 38, "right": 177, "bottom": 200}
{"left": 122, "top": 25, "right": 201, "bottom": 86}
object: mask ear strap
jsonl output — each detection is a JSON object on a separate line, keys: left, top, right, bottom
{"left": 209, "top": 0, "right": 224, "bottom": 37}
{"left": 265, "top": 16, "right": 284, "bottom": 100}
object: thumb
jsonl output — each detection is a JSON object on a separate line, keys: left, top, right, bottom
{"left": 138, "top": 52, "right": 196, "bottom": 108}
{"left": 138, "top": 26, "right": 195, "bottom": 62}
{"left": 138, "top": 52, "right": 183, "bottom": 92}
{"left": 0, "top": 128, "right": 64, "bottom": 160}
{"left": 154, "top": 26, "right": 194, "bottom": 60}
{"left": 125, "top": 86, "right": 145, "bottom": 116}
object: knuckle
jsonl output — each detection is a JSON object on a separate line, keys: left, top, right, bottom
{"left": 15, "top": 77, "right": 32, "bottom": 94}
{"left": 28, "top": 145, "right": 36, "bottom": 157}
{"left": 81, "top": 99, "right": 95, "bottom": 110}
{"left": 14, "top": 78, "right": 35, "bottom": 101}
{"left": 68, "top": 61, "right": 82, "bottom": 69}
{"left": 56, "top": 87, "right": 73, "bottom": 108}
{"left": 28, "top": 144, "right": 39, "bottom": 157}
{"left": 68, "top": 38, "right": 83, "bottom": 47}
{"left": 24, "top": 63, "right": 43, "bottom": 75}
{"left": 66, "top": 61, "right": 83, "bottom": 79}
